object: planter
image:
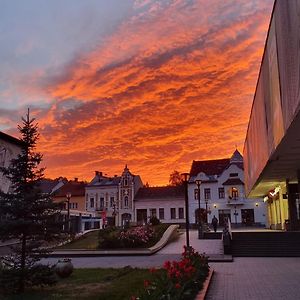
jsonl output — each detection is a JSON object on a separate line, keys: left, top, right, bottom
{"left": 195, "top": 269, "right": 214, "bottom": 300}
{"left": 55, "top": 258, "right": 74, "bottom": 278}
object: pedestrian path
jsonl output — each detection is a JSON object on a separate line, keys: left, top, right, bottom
{"left": 207, "top": 257, "right": 300, "bottom": 300}
{"left": 159, "top": 230, "right": 223, "bottom": 255}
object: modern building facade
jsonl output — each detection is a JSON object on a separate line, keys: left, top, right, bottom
{"left": 244, "top": 0, "right": 300, "bottom": 230}
{"left": 188, "top": 150, "right": 266, "bottom": 227}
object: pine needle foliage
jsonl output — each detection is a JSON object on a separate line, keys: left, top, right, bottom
{"left": 0, "top": 110, "right": 62, "bottom": 293}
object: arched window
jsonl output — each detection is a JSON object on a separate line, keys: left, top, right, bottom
{"left": 124, "top": 196, "right": 129, "bottom": 208}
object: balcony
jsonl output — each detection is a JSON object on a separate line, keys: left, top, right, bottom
{"left": 227, "top": 197, "right": 245, "bottom": 205}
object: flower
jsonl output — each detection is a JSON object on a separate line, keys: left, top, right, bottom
{"left": 144, "top": 279, "right": 151, "bottom": 288}
{"left": 175, "top": 283, "right": 181, "bottom": 289}
{"left": 149, "top": 267, "right": 157, "bottom": 273}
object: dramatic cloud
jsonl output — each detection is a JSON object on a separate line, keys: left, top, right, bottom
{"left": 0, "top": 0, "right": 274, "bottom": 185}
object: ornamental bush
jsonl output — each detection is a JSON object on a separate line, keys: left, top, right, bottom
{"left": 135, "top": 246, "right": 209, "bottom": 300}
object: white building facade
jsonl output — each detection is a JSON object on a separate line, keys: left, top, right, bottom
{"left": 85, "top": 166, "right": 143, "bottom": 227}
{"left": 0, "top": 132, "right": 23, "bottom": 193}
{"left": 134, "top": 186, "right": 186, "bottom": 225}
{"left": 188, "top": 150, "right": 266, "bottom": 227}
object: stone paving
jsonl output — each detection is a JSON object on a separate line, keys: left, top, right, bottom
{"left": 160, "top": 229, "right": 223, "bottom": 255}
{"left": 207, "top": 257, "right": 300, "bottom": 300}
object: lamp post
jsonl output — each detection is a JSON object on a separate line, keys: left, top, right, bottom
{"left": 181, "top": 172, "right": 190, "bottom": 248}
{"left": 205, "top": 198, "right": 208, "bottom": 223}
{"left": 66, "top": 192, "right": 71, "bottom": 234}
{"left": 195, "top": 179, "right": 203, "bottom": 239}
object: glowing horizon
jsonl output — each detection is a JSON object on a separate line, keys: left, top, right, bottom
{"left": 0, "top": 0, "right": 274, "bottom": 186}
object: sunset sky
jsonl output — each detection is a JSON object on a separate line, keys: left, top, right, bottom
{"left": 0, "top": 0, "right": 274, "bottom": 185}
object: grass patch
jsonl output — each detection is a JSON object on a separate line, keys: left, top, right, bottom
{"left": 1, "top": 267, "right": 155, "bottom": 300}
{"left": 58, "top": 230, "right": 99, "bottom": 250}
{"left": 58, "top": 224, "right": 170, "bottom": 250}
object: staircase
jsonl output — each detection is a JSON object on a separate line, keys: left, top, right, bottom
{"left": 231, "top": 231, "right": 300, "bottom": 257}
{"left": 203, "top": 232, "right": 222, "bottom": 239}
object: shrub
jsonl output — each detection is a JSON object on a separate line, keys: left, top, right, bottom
{"left": 119, "top": 226, "right": 155, "bottom": 247}
{"left": 136, "top": 246, "right": 209, "bottom": 300}
{"left": 0, "top": 263, "right": 57, "bottom": 294}
{"left": 149, "top": 216, "right": 161, "bottom": 226}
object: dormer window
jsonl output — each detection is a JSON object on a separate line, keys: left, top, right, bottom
{"left": 229, "top": 173, "right": 238, "bottom": 177}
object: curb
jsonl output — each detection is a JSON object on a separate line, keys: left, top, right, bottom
{"left": 48, "top": 225, "right": 179, "bottom": 257}
{"left": 195, "top": 269, "right": 214, "bottom": 300}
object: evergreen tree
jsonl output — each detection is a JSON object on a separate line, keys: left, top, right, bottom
{"left": 0, "top": 110, "right": 61, "bottom": 293}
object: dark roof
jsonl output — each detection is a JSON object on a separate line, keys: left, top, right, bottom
{"left": 135, "top": 185, "right": 184, "bottom": 200}
{"left": 88, "top": 176, "right": 121, "bottom": 187}
{"left": 190, "top": 158, "right": 230, "bottom": 177}
{"left": 53, "top": 180, "right": 85, "bottom": 197}
{"left": 0, "top": 131, "right": 23, "bottom": 147}
{"left": 38, "top": 179, "right": 60, "bottom": 194}
{"left": 222, "top": 178, "right": 244, "bottom": 186}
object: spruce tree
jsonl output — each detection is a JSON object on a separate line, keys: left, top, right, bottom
{"left": 0, "top": 110, "right": 61, "bottom": 293}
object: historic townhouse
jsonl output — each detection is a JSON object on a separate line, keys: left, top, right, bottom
{"left": 85, "top": 165, "right": 143, "bottom": 227}
{"left": 188, "top": 150, "right": 266, "bottom": 227}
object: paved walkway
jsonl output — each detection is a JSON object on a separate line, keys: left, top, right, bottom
{"left": 160, "top": 230, "right": 223, "bottom": 255}
{"left": 207, "top": 257, "right": 300, "bottom": 300}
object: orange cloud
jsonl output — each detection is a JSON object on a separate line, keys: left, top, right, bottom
{"left": 4, "top": 0, "right": 274, "bottom": 186}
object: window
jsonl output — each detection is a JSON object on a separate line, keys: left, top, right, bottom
{"left": 229, "top": 173, "right": 238, "bottom": 177}
{"left": 231, "top": 187, "right": 239, "bottom": 199}
{"left": 90, "top": 197, "right": 94, "bottom": 208}
{"left": 178, "top": 207, "right": 184, "bottom": 219}
{"left": 124, "top": 196, "right": 129, "bottom": 207}
{"left": 150, "top": 208, "right": 156, "bottom": 217}
{"left": 100, "top": 197, "right": 104, "bottom": 209}
{"left": 159, "top": 208, "right": 164, "bottom": 220}
{"left": 194, "top": 189, "right": 199, "bottom": 200}
{"left": 110, "top": 197, "right": 114, "bottom": 207}
{"left": 218, "top": 187, "right": 225, "bottom": 199}
{"left": 171, "top": 208, "right": 176, "bottom": 219}
{"left": 204, "top": 188, "right": 211, "bottom": 200}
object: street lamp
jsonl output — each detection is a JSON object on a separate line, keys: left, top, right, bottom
{"left": 66, "top": 192, "right": 71, "bottom": 233}
{"left": 181, "top": 172, "right": 190, "bottom": 248}
{"left": 195, "top": 179, "right": 203, "bottom": 239}
{"left": 205, "top": 198, "right": 208, "bottom": 223}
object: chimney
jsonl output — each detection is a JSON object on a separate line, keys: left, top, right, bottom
{"left": 74, "top": 177, "right": 78, "bottom": 182}
{"left": 99, "top": 172, "right": 103, "bottom": 177}
{"left": 95, "top": 171, "right": 99, "bottom": 176}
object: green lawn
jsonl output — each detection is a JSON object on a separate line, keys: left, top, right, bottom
{"left": 58, "top": 224, "right": 170, "bottom": 250}
{"left": 58, "top": 230, "right": 99, "bottom": 249}
{"left": 2, "top": 267, "right": 154, "bottom": 300}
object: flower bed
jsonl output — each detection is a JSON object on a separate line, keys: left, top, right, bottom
{"left": 98, "top": 224, "right": 169, "bottom": 249}
{"left": 133, "top": 246, "right": 209, "bottom": 300}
